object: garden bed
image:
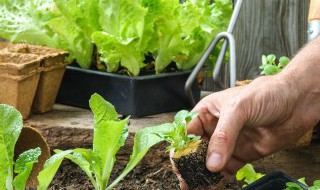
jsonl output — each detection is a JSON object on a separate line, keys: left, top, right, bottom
{"left": 49, "top": 143, "right": 240, "bottom": 190}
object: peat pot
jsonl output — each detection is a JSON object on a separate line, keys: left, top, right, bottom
{"left": 0, "top": 52, "right": 41, "bottom": 119}
{"left": 0, "top": 42, "right": 69, "bottom": 115}
{"left": 56, "top": 66, "right": 201, "bottom": 117}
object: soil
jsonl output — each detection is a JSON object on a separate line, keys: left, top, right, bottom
{"left": 48, "top": 144, "right": 241, "bottom": 190}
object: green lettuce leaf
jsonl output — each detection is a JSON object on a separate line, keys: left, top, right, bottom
{"left": 47, "top": 16, "right": 93, "bottom": 68}
{"left": 91, "top": 32, "right": 144, "bottom": 76}
{"left": 0, "top": 104, "right": 23, "bottom": 190}
{"left": 37, "top": 150, "right": 73, "bottom": 190}
{"left": 0, "top": 0, "right": 60, "bottom": 48}
{"left": 92, "top": 0, "right": 147, "bottom": 76}
{"left": 55, "top": 149, "right": 99, "bottom": 190}
{"left": 53, "top": 0, "right": 100, "bottom": 37}
{"left": 89, "top": 93, "right": 118, "bottom": 122}
{"left": 236, "top": 164, "right": 264, "bottom": 186}
{"left": 174, "top": 0, "right": 232, "bottom": 70}
{"left": 89, "top": 93, "right": 129, "bottom": 189}
{"left": 13, "top": 147, "right": 41, "bottom": 190}
{"left": 107, "top": 123, "right": 173, "bottom": 189}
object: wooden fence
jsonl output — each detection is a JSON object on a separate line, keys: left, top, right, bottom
{"left": 203, "top": 0, "right": 310, "bottom": 91}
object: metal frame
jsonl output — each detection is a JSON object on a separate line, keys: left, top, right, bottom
{"left": 185, "top": 0, "right": 243, "bottom": 106}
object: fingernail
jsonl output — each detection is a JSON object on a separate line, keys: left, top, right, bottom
{"left": 207, "top": 152, "right": 223, "bottom": 171}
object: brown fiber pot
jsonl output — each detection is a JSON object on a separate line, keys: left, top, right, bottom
{"left": 14, "top": 126, "right": 51, "bottom": 188}
{"left": 236, "top": 80, "right": 314, "bottom": 148}
{"left": 0, "top": 52, "right": 41, "bottom": 119}
{"left": 0, "top": 42, "right": 69, "bottom": 114}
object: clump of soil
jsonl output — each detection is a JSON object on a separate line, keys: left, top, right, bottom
{"left": 172, "top": 140, "right": 223, "bottom": 188}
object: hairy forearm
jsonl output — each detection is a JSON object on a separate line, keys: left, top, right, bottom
{"left": 279, "top": 37, "right": 320, "bottom": 124}
{"left": 281, "top": 37, "right": 320, "bottom": 92}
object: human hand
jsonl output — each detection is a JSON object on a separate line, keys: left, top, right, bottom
{"left": 188, "top": 74, "right": 320, "bottom": 176}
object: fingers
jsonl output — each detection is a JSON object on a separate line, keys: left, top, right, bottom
{"left": 206, "top": 103, "right": 245, "bottom": 172}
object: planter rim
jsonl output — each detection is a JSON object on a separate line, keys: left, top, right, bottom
{"left": 0, "top": 52, "right": 41, "bottom": 75}
{"left": 67, "top": 65, "right": 193, "bottom": 80}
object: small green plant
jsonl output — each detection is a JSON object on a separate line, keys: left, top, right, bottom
{"left": 154, "top": 110, "right": 200, "bottom": 152}
{"left": 36, "top": 93, "right": 173, "bottom": 190}
{"left": 285, "top": 179, "right": 320, "bottom": 190}
{"left": 156, "top": 110, "right": 224, "bottom": 188}
{"left": 0, "top": 104, "right": 41, "bottom": 190}
{"left": 259, "top": 54, "right": 290, "bottom": 75}
{"left": 236, "top": 164, "right": 320, "bottom": 190}
{"left": 236, "top": 163, "right": 265, "bottom": 187}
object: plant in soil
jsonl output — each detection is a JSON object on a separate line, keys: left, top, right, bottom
{"left": 0, "top": 104, "right": 41, "bottom": 190}
{"left": 0, "top": 0, "right": 232, "bottom": 76}
{"left": 259, "top": 54, "right": 290, "bottom": 75}
{"left": 236, "top": 163, "right": 320, "bottom": 190}
{"left": 236, "top": 163, "right": 265, "bottom": 187}
{"left": 154, "top": 110, "right": 224, "bottom": 188}
{"left": 36, "top": 93, "right": 173, "bottom": 190}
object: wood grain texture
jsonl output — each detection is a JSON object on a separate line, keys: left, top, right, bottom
{"left": 203, "top": 0, "right": 310, "bottom": 90}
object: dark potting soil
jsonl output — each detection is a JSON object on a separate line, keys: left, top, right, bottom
{"left": 48, "top": 144, "right": 241, "bottom": 190}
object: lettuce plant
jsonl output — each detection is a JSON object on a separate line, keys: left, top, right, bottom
{"left": 92, "top": 0, "right": 232, "bottom": 75}
{"left": 0, "top": 0, "right": 96, "bottom": 69}
{"left": 0, "top": 0, "right": 232, "bottom": 76}
{"left": 154, "top": 110, "right": 200, "bottom": 152}
{"left": 236, "top": 163, "right": 265, "bottom": 187}
{"left": 0, "top": 104, "right": 41, "bottom": 190}
{"left": 259, "top": 54, "right": 290, "bottom": 75}
{"left": 36, "top": 93, "right": 173, "bottom": 190}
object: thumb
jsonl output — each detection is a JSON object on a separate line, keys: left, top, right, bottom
{"left": 206, "top": 104, "right": 245, "bottom": 172}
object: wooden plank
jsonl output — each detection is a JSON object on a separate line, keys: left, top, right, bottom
{"left": 234, "top": 0, "right": 309, "bottom": 80}
{"left": 203, "top": 0, "right": 310, "bottom": 90}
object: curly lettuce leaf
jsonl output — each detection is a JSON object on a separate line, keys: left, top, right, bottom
{"left": 0, "top": 0, "right": 95, "bottom": 69}
{"left": 13, "top": 147, "right": 41, "bottom": 190}
{"left": 93, "top": 0, "right": 147, "bottom": 76}
{"left": 53, "top": 0, "right": 100, "bottom": 37}
{"left": 92, "top": 32, "right": 144, "bottom": 76}
{"left": 0, "top": 0, "right": 60, "bottom": 48}
{"left": 174, "top": 0, "right": 232, "bottom": 70}
{"left": 47, "top": 16, "right": 93, "bottom": 68}
{"left": 236, "top": 163, "right": 265, "bottom": 187}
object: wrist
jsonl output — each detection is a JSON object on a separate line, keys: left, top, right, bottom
{"left": 278, "top": 38, "right": 320, "bottom": 123}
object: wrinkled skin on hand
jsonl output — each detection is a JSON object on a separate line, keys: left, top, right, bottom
{"left": 191, "top": 75, "right": 320, "bottom": 173}
{"left": 171, "top": 74, "right": 320, "bottom": 190}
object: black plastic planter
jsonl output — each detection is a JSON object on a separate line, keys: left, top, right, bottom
{"left": 242, "top": 171, "right": 308, "bottom": 190}
{"left": 56, "top": 66, "right": 200, "bottom": 117}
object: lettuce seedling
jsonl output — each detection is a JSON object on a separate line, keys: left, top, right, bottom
{"left": 37, "top": 93, "right": 173, "bottom": 190}
{"left": 0, "top": 104, "right": 41, "bottom": 190}
{"left": 155, "top": 110, "right": 200, "bottom": 152}
{"left": 236, "top": 163, "right": 265, "bottom": 187}
{"left": 286, "top": 178, "right": 320, "bottom": 190}
{"left": 155, "top": 110, "right": 223, "bottom": 188}
{"left": 259, "top": 54, "right": 290, "bottom": 75}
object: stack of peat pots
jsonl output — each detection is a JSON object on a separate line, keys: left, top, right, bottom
{"left": 0, "top": 42, "right": 68, "bottom": 119}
